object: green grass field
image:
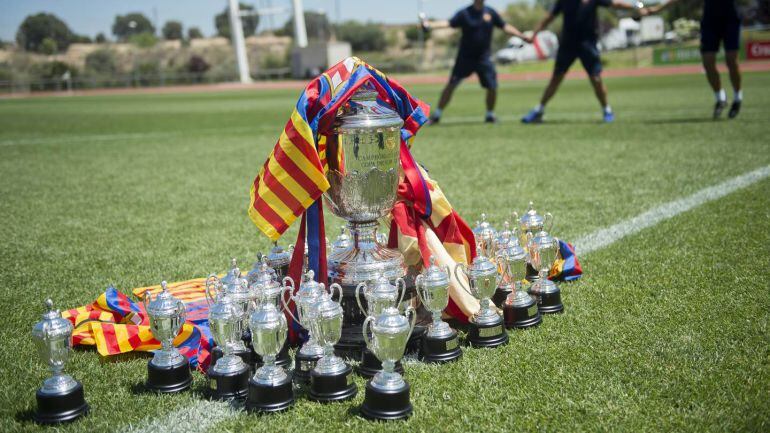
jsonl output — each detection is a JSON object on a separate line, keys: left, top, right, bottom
{"left": 1, "top": 71, "right": 769, "bottom": 433}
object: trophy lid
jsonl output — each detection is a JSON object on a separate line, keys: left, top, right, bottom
{"left": 519, "top": 202, "right": 546, "bottom": 231}
{"left": 331, "top": 226, "right": 352, "bottom": 252}
{"left": 296, "top": 270, "right": 326, "bottom": 301}
{"left": 337, "top": 84, "right": 404, "bottom": 131}
{"left": 249, "top": 302, "right": 286, "bottom": 330}
{"left": 221, "top": 258, "right": 248, "bottom": 289}
{"left": 530, "top": 230, "right": 557, "bottom": 250}
{"left": 371, "top": 306, "right": 410, "bottom": 335}
{"left": 469, "top": 248, "right": 498, "bottom": 278}
{"left": 502, "top": 240, "right": 527, "bottom": 262}
{"left": 266, "top": 242, "right": 291, "bottom": 269}
{"left": 208, "top": 291, "right": 242, "bottom": 322}
{"left": 496, "top": 221, "right": 517, "bottom": 249}
{"left": 146, "top": 281, "right": 185, "bottom": 318}
{"left": 369, "top": 272, "right": 399, "bottom": 297}
{"left": 249, "top": 257, "right": 280, "bottom": 290}
{"left": 473, "top": 213, "right": 497, "bottom": 240}
{"left": 315, "top": 294, "right": 343, "bottom": 319}
{"left": 421, "top": 257, "right": 449, "bottom": 288}
{"left": 32, "top": 299, "right": 73, "bottom": 342}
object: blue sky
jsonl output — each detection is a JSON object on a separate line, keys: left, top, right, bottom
{"left": 0, "top": 0, "right": 516, "bottom": 41}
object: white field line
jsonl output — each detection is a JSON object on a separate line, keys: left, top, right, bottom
{"left": 123, "top": 164, "right": 770, "bottom": 433}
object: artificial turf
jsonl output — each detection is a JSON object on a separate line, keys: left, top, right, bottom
{"left": 0, "top": 71, "right": 768, "bottom": 432}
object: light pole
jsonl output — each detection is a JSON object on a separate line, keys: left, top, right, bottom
{"left": 228, "top": 0, "right": 252, "bottom": 83}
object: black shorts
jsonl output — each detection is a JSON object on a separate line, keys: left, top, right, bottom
{"left": 450, "top": 56, "right": 498, "bottom": 89}
{"left": 554, "top": 40, "right": 602, "bottom": 76}
{"left": 700, "top": 16, "right": 741, "bottom": 53}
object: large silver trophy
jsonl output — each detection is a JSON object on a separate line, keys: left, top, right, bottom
{"left": 528, "top": 230, "right": 564, "bottom": 314}
{"left": 246, "top": 299, "right": 294, "bottom": 413}
{"left": 307, "top": 291, "right": 357, "bottom": 402}
{"left": 359, "top": 306, "right": 417, "bottom": 421}
{"left": 144, "top": 281, "right": 193, "bottom": 393}
{"left": 415, "top": 258, "right": 462, "bottom": 363}
{"left": 323, "top": 84, "right": 410, "bottom": 357}
{"left": 32, "top": 299, "right": 89, "bottom": 424}
{"left": 455, "top": 247, "right": 509, "bottom": 348}
{"left": 207, "top": 291, "right": 250, "bottom": 400}
{"left": 354, "top": 273, "right": 407, "bottom": 377}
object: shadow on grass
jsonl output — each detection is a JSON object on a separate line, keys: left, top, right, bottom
{"left": 14, "top": 408, "right": 36, "bottom": 424}
{"left": 646, "top": 117, "right": 718, "bottom": 124}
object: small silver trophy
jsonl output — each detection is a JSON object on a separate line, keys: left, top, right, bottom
{"left": 354, "top": 273, "right": 407, "bottom": 377}
{"left": 473, "top": 213, "right": 498, "bottom": 258}
{"left": 206, "top": 262, "right": 253, "bottom": 369}
{"left": 32, "top": 299, "right": 89, "bottom": 424}
{"left": 528, "top": 231, "right": 564, "bottom": 314}
{"left": 307, "top": 292, "right": 357, "bottom": 402}
{"left": 516, "top": 201, "right": 554, "bottom": 244}
{"left": 415, "top": 257, "right": 463, "bottom": 363}
{"left": 282, "top": 270, "right": 339, "bottom": 385}
{"left": 500, "top": 241, "right": 542, "bottom": 329}
{"left": 359, "top": 306, "right": 417, "bottom": 421}
{"left": 247, "top": 257, "right": 292, "bottom": 367}
{"left": 455, "top": 247, "right": 509, "bottom": 348}
{"left": 246, "top": 300, "right": 294, "bottom": 413}
{"left": 144, "top": 281, "right": 192, "bottom": 393}
{"left": 207, "top": 291, "right": 250, "bottom": 400}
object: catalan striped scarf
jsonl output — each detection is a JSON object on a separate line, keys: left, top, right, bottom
{"left": 62, "top": 281, "right": 212, "bottom": 371}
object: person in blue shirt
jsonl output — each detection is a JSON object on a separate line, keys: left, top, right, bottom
{"left": 421, "top": 0, "right": 530, "bottom": 124}
{"left": 521, "top": 0, "right": 646, "bottom": 124}
{"left": 649, "top": 0, "right": 743, "bottom": 119}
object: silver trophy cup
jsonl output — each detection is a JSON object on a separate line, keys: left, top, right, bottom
{"left": 455, "top": 248, "right": 509, "bottom": 348}
{"left": 415, "top": 258, "right": 463, "bottom": 363}
{"left": 144, "top": 281, "right": 192, "bottom": 393}
{"left": 246, "top": 300, "right": 294, "bottom": 413}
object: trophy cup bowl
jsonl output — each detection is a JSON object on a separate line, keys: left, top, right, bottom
{"left": 359, "top": 307, "right": 416, "bottom": 421}
{"left": 454, "top": 250, "right": 509, "bottom": 348}
{"left": 500, "top": 244, "right": 542, "bottom": 329}
{"left": 528, "top": 234, "right": 564, "bottom": 314}
{"left": 282, "top": 270, "right": 332, "bottom": 386}
{"left": 207, "top": 292, "right": 250, "bottom": 400}
{"left": 246, "top": 302, "right": 294, "bottom": 414}
{"left": 144, "top": 281, "right": 192, "bottom": 393}
{"left": 415, "top": 258, "right": 462, "bottom": 363}
{"left": 354, "top": 274, "right": 407, "bottom": 377}
{"left": 32, "top": 299, "right": 89, "bottom": 424}
{"left": 323, "top": 85, "right": 413, "bottom": 359}
{"left": 308, "top": 294, "right": 357, "bottom": 402}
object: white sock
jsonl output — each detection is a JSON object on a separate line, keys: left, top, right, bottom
{"left": 534, "top": 103, "right": 544, "bottom": 113}
{"left": 734, "top": 90, "right": 743, "bottom": 102}
{"left": 486, "top": 110, "right": 495, "bottom": 118}
{"left": 715, "top": 89, "right": 726, "bottom": 102}
{"left": 433, "top": 107, "right": 442, "bottom": 118}
{"left": 603, "top": 105, "right": 613, "bottom": 114}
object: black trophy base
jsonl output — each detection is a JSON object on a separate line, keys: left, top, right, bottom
{"left": 419, "top": 331, "right": 462, "bottom": 364}
{"left": 503, "top": 302, "right": 543, "bottom": 329}
{"left": 309, "top": 364, "right": 357, "bottom": 403}
{"left": 359, "top": 380, "right": 412, "bottom": 421}
{"left": 145, "top": 358, "right": 192, "bottom": 393}
{"left": 529, "top": 289, "right": 564, "bottom": 314}
{"left": 293, "top": 350, "right": 323, "bottom": 386}
{"left": 356, "top": 348, "right": 404, "bottom": 379}
{"left": 466, "top": 321, "right": 509, "bottom": 348}
{"left": 492, "top": 287, "right": 512, "bottom": 309}
{"left": 246, "top": 375, "right": 294, "bottom": 414}
{"left": 208, "top": 366, "right": 250, "bottom": 400}
{"left": 210, "top": 346, "right": 253, "bottom": 371}
{"left": 34, "top": 382, "right": 89, "bottom": 425}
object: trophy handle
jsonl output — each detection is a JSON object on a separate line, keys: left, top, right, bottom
{"left": 328, "top": 283, "right": 342, "bottom": 303}
{"left": 142, "top": 289, "right": 152, "bottom": 311}
{"left": 414, "top": 275, "right": 426, "bottom": 307}
{"left": 453, "top": 263, "right": 474, "bottom": 298}
{"left": 544, "top": 212, "right": 554, "bottom": 233}
{"left": 362, "top": 315, "right": 375, "bottom": 352}
{"left": 405, "top": 306, "right": 417, "bottom": 340}
{"left": 205, "top": 274, "right": 219, "bottom": 306}
{"left": 355, "top": 282, "right": 368, "bottom": 316}
{"left": 280, "top": 286, "right": 302, "bottom": 328}
{"left": 396, "top": 277, "right": 407, "bottom": 308}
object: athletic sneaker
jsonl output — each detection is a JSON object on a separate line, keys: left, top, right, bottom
{"left": 485, "top": 113, "right": 497, "bottom": 123}
{"left": 521, "top": 109, "right": 543, "bottom": 124}
{"left": 603, "top": 111, "right": 615, "bottom": 123}
{"left": 428, "top": 115, "right": 441, "bottom": 125}
{"left": 713, "top": 100, "right": 727, "bottom": 119}
{"left": 728, "top": 101, "right": 741, "bottom": 119}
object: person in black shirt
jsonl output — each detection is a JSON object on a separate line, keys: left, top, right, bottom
{"left": 650, "top": 0, "right": 743, "bottom": 119}
{"left": 421, "top": 0, "right": 529, "bottom": 124}
{"left": 521, "top": 0, "right": 646, "bottom": 123}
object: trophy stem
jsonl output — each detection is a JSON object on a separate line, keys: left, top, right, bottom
{"left": 481, "top": 298, "right": 491, "bottom": 312}
{"left": 161, "top": 340, "right": 172, "bottom": 353}
{"left": 431, "top": 311, "right": 442, "bottom": 327}
{"left": 263, "top": 354, "right": 276, "bottom": 368}
{"left": 382, "top": 360, "right": 395, "bottom": 374}
{"left": 349, "top": 221, "right": 379, "bottom": 246}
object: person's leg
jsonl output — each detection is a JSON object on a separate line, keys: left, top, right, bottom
{"left": 540, "top": 72, "right": 566, "bottom": 106}
{"left": 700, "top": 19, "right": 727, "bottom": 118}
{"left": 437, "top": 82, "right": 458, "bottom": 111}
{"left": 702, "top": 52, "right": 721, "bottom": 93}
{"left": 432, "top": 58, "right": 472, "bottom": 123}
{"left": 477, "top": 58, "right": 498, "bottom": 122}
{"left": 724, "top": 18, "right": 742, "bottom": 118}
{"left": 579, "top": 41, "right": 612, "bottom": 122}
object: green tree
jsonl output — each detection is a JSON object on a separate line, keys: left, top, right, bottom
{"left": 405, "top": 26, "right": 429, "bottom": 45}
{"left": 187, "top": 27, "right": 204, "bottom": 39}
{"left": 215, "top": 3, "right": 259, "bottom": 39}
{"left": 504, "top": 2, "right": 548, "bottom": 31}
{"left": 15, "top": 13, "right": 75, "bottom": 53}
{"left": 162, "top": 21, "right": 184, "bottom": 40}
{"left": 39, "top": 38, "right": 58, "bottom": 54}
{"left": 112, "top": 13, "right": 155, "bottom": 41}
{"left": 128, "top": 32, "right": 158, "bottom": 48}
{"left": 85, "top": 49, "right": 118, "bottom": 74}
{"left": 279, "top": 11, "right": 330, "bottom": 41}
{"left": 335, "top": 21, "right": 386, "bottom": 51}
{"left": 95, "top": 33, "right": 107, "bottom": 43}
